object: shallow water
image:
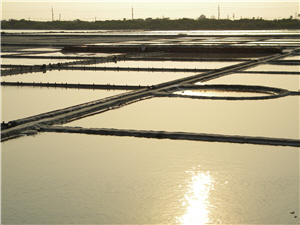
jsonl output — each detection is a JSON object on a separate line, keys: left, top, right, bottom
{"left": 65, "top": 96, "right": 299, "bottom": 140}
{"left": 246, "top": 64, "right": 300, "bottom": 72}
{"left": 2, "top": 133, "right": 298, "bottom": 224}
{"left": 1, "top": 58, "right": 72, "bottom": 65}
{"left": 174, "top": 89, "right": 270, "bottom": 98}
{"left": 1, "top": 70, "right": 194, "bottom": 86}
{"left": 1, "top": 86, "right": 125, "bottom": 121}
{"left": 281, "top": 55, "right": 300, "bottom": 60}
{"left": 202, "top": 73, "right": 300, "bottom": 92}
{"left": 267, "top": 38, "right": 300, "bottom": 43}
{"left": 101, "top": 60, "right": 238, "bottom": 69}
{"left": 250, "top": 41, "right": 300, "bottom": 46}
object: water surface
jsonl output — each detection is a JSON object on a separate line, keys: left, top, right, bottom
{"left": 1, "top": 58, "right": 72, "bottom": 65}
{"left": 281, "top": 55, "right": 300, "bottom": 60}
{"left": 174, "top": 89, "right": 270, "bottom": 98}
{"left": 102, "top": 60, "right": 238, "bottom": 69}
{"left": 246, "top": 64, "right": 300, "bottom": 72}
{"left": 202, "top": 73, "right": 299, "bottom": 92}
{"left": 1, "top": 70, "right": 194, "bottom": 86}
{"left": 2, "top": 133, "right": 298, "bottom": 224}
{"left": 65, "top": 96, "right": 299, "bottom": 140}
{"left": 1, "top": 86, "right": 125, "bottom": 121}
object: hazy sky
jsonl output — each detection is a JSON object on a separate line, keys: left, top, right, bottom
{"left": 1, "top": 1, "right": 299, "bottom": 21}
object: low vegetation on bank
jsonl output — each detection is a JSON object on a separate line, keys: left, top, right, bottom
{"left": 2, "top": 18, "right": 300, "bottom": 30}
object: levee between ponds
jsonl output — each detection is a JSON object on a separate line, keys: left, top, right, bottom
{"left": 62, "top": 45, "right": 283, "bottom": 54}
{"left": 40, "top": 126, "right": 300, "bottom": 147}
{"left": 1, "top": 82, "right": 146, "bottom": 90}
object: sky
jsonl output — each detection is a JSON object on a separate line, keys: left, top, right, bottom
{"left": 1, "top": 0, "right": 299, "bottom": 21}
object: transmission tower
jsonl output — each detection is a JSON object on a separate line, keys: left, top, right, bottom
{"left": 132, "top": 6, "right": 134, "bottom": 20}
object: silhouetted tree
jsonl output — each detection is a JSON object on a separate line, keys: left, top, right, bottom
{"left": 198, "top": 14, "right": 207, "bottom": 20}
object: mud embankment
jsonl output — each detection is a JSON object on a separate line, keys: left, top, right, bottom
{"left": 40, "top": 125, "right": 300, "bottom": 147}
{"left": 62, "top": 45, "right": 283, "bottom": 54}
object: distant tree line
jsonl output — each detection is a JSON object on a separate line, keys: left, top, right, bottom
{"left": 1, "top": 18, "right": 300, "bottom": 30}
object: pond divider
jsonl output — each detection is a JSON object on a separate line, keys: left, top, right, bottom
{"left": 268, "top": 60, "right": 300, "bottom": 65}
{"left": 1, "top": 65, "right": 212, "bottom": 73}
{"left": 1, "top": 65, "right": 48, "bottom": 76}
{"left": 155, "top": 84, "right": 290, "bottom": 100}
{"left": 2, "top": 54, "right": 251, "bottom": 62}
{"left": 62, "top": 45, "right": 283, "bottom": 54}
{"left": 1, "top": 55, "right": 101, "bottom": 59}
{"left": 1, "top": 81, "right": 146, "bottom": 90}
{"left": 235, "top": 71, "right": 300, "bottom": 75}
{"left": 39, "top": 125, "right": 300, "bottom": 147}
{"left": 126, "top": 57, "right": 251, "bottom": 62}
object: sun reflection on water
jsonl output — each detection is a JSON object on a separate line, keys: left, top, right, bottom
{"left": 174, "top": 89, "right": 268, "bottom": 98}
{"left": 177, "top": 168, "right": 215, "bottom": 225}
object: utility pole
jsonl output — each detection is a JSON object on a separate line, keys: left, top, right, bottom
{"left": 233, "top": 13, "right": 235, "bottom": 21}
{"left": 218, "top": 5, "right": 220, "bottom": 20}
{"left": 52, "top": 7, "right": 54, "bottom": 21}
{"left": 59, "top": 14, "right": 61, "bottom": 21}
{"left": 132, "top": 6, "right": 134, "bottom": 20}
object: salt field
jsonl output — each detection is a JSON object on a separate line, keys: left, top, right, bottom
{"left": 1, "top": 29, "right": 300, "bottom": 224}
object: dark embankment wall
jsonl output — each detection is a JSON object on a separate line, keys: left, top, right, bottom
{"left": 2, "top": 18, "right": 300, "bottom": 30}
{"left": 62, "top": 45, "right": 283, "bottom": 54}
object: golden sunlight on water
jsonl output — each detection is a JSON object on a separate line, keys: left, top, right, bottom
{"left": 175, "top": 90, "right": 267, "bottom": 98}
{"left": 177, "top": 167, "right": 215, "bottom": 225}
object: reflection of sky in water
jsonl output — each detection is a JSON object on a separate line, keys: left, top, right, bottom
{"left": 1, "top": 58, "right": 71, "bottom": 65}
{"left": 281, "top": 55, "right": 300, "bottom": 60}
{"left": 177, "top": 168, "right": 214, "bottom": 225}
{"left": 174, "top": 89, "right": 268, "bottom": 97}
{"left": 250, "top": 41, "right": 300, "bottom": 44}
{"left": 201, "top": 73, "right": 299, "bottom": 92}
{"left": 1, "top": 86, "right": 125, "bottom": 121}
{"left": 102, "top": 60, "right": 237, "bottom": 69}
{"left": 246, "top": 64, "right": 299, "bottom": 72}
{"left": 65, "top": 96, "right": 299, "bottom": 139}
{"left": 2, "top": 134, "right": 298, "bottom": 224}
{"left": 0, "top": 70, "right": 192, "bottom": 86}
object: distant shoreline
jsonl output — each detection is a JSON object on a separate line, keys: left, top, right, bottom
{"left": 2, "top": 18, "right": 300, "bottom": 30}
